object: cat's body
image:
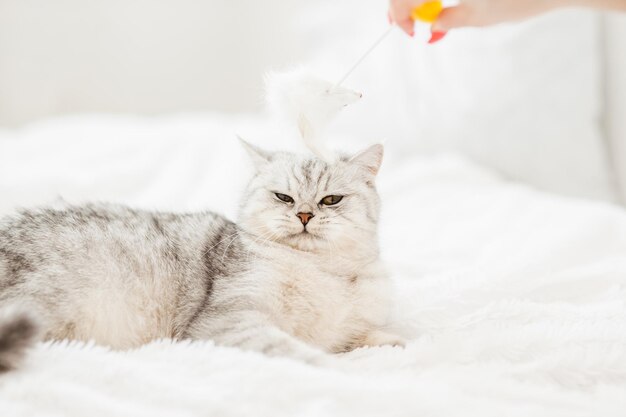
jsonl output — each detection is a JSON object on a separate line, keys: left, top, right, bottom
{"left": 0, "top": 143, "right": 402, "bottom": 370}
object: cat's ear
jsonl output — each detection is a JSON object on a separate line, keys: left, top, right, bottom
{"left": 350, "top": 144, "right": 384, "bottom": 175}
{"left": 238, "top": 136, "right": 271, "bottom": 168}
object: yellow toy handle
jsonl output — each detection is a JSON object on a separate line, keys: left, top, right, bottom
{"left": 411, "top": 0, "right": 443, "bottom": 23}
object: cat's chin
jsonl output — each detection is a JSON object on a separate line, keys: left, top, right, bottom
{"left": 279, "top": 231, "right": 326, "bottom": 252}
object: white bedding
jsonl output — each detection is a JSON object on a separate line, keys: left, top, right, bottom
{"left": 1, "top": 114, "right": 625, "bottom": 416}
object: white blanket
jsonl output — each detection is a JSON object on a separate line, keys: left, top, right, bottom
{"left": 1, "top": 115, "right": 625, "bottom": 416}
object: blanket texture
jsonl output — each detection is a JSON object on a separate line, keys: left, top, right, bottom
{"left": 0, "top": 115, "right": 625, "bottom": 416}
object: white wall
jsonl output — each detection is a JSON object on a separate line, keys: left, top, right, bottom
{"left": 0, "top": 0, "right": 308, "bottom": 125}
{"left": 605, "top": 13, "right": 626, "bottom": 203}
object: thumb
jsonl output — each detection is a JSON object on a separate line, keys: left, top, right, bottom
{"left": 432, "top": 5, "right": 472, "bottom": 31}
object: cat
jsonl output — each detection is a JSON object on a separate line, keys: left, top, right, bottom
{"left": 0, "top": 140, "right": 404, "bottom": 371}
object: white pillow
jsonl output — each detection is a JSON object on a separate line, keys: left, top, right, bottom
{"left": 295, "top": 2, "right": 616, "bottom": 202}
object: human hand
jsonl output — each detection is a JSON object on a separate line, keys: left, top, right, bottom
{"left": 388, "top": 0, "right": 429, "bottom": 36}
{"left": 432, "top": 0, "right": 562, "bottom": 32}
{"left": 389, "top": 0, "right": 563, "bottom": 35}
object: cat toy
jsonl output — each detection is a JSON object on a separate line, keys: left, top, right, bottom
{"left": 333, "top": 1, "right": 445, "bottom": 89}
{"left": 266, "top": 1, "right": 444, "bottom": 159}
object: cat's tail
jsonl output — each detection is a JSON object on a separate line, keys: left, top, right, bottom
{"left": 0, "top": 308, "right": 39, "bottom": 373}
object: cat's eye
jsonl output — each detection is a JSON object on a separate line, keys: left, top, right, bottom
{"left": 274, "top": 193, "right": 294, "bottom": 204}
{"left": 319, "top": 195, "right": 343, "bottom": 206}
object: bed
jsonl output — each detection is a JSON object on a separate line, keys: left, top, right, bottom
{"left": 1, "top": 0, "right": 626, "bottom": 414}
{"left": 1, "top": 114, "right": 625, "bottom": 416}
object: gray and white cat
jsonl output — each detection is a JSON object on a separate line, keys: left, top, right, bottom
{"left": 0, "top": 141, "right": 403, "bottom": 371}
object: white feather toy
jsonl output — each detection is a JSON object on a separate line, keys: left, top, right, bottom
{"left": 265, "top": 68, "right": 362, "bottom": 160}
{"left": 264, "top": 3, "right": 443, "bottom": 159}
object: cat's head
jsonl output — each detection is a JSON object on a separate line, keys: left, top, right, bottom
{"left": 238, "top": 140, "right": 383, "bottom": 254}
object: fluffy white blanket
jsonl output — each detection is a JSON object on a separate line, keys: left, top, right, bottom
{"left": 0, "top": 115, "right": 625, "bottom": 416}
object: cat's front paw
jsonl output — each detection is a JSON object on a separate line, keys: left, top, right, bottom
{"left": 362, "top": 330, "right": 407, "bottom": 348}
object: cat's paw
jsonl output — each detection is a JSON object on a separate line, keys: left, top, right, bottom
{"left": 362, "top": 330, "right": 407, "bottom": 348}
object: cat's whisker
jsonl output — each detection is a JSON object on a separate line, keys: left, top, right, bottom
{"left": 219, "top": 233, "right": 243, "bottom": 264}
{"left": 203, "top": 230, "right": 241, "bottom": 257}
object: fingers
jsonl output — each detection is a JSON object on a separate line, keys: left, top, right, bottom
{"left": 388, "top": 8, "right": 415, "bottom": 36}
{"left": 388, "top": 0, "right": 418, "bottom": 36}
{"left": 395, "top": 16, "right": 416, "bottom": 36}
{"left": 388, "top": 1, "right": 474, "bottom": 38}
{"left": 432, "top": 4, "right": 472, "bottom": 32}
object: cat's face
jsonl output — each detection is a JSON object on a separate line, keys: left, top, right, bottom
{"left": 238, "top": 142, "right": 383, "bottom": 253}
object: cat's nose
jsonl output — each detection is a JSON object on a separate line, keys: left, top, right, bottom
{"left": 296, "top": 212, "right": 314, "bottom": 226}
